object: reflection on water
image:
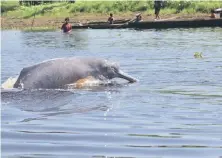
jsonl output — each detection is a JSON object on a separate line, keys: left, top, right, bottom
{"left": 1, "top": 28, "right": 222, "bottom": 158}
{"left": 1, "top": 89, "right": 110, "bottom": 118}
{"left": 21, "top": 30, "right": 89, "bottom": 49}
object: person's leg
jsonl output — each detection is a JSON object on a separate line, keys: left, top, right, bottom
{"left": 155, "top": 8, "right": 158, "bottom": 19}
{"left": 157, "top": 8, "right": 160, "bottom": 19}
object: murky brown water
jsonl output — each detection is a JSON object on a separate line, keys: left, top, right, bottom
{"left": 1, "top": 28, "right": 222, "bottom": 158}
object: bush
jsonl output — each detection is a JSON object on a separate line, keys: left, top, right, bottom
{"left": 2, "top": 1, "right": 222, "bottom": 18}
{"left": 1, "top": 1, "right": 19, "bottom": 13}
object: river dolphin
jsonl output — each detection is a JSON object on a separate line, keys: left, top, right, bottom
{"left": 13, "top": 57, "right": 137, "bottom": 89}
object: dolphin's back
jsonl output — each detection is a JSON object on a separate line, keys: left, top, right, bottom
{"left": 13, "top": 57, "right": 100, "bottom": 89}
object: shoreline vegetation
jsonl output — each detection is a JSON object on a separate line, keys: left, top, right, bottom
{"left": 1, "top": 1, "right": 222, "bottom": 30}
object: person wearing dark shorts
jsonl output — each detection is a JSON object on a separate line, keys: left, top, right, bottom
{"left": 154, "top": 0, "right": 162, "bottom": 20}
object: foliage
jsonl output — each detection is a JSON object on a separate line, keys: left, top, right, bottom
{"left": 194, "top": 52, "right": 203, "bottom": 58}
{"left": 2, "top": 1, "right": 222, "bottom": 18}
{"left": 1, "top": 1, "right": 19, "bottom": 13}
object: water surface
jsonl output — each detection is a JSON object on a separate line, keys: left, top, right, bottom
{"left": 1, "top": 28, "right": 222, "bottom": 158}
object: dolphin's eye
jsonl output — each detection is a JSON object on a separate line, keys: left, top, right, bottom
{"left": 103, "top": 66, "right": 109, "bottom": 71}
{"left": 111, "top": 67, "right": 115, "bottom": 72}
{"left": 111, "top": 66, "right": 118, "bottom": 73}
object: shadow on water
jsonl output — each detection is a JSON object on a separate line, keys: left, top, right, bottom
{"left": 1, "top": 82, "right": 127, "bottom": 117}
{"left": 1, "top": 89, "right": 110, "bottom": 124}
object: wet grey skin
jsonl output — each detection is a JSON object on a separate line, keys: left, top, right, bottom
{"left": 13, "top": 57, "right": 137, "bottom": 89}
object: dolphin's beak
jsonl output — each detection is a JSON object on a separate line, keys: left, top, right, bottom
{"left": 117, "top": 70, "right": 137, "bottom": 83}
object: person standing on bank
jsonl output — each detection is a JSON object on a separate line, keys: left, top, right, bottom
{"left": 61, "top": 17, "right": 72, "bottom": 33}
{"left": 154, "top": 0, "right": 163, "bottom": 20}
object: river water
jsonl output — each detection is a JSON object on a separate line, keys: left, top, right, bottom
{"left": 1, "top": 28, "right": 222, "bottom": 158}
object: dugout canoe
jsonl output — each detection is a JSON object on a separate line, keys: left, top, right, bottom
{"left": 71, "top": 19, "right": 130, "bottom": 29}
{"left": 87, "top": 19, "right": 130, "bottom": 25}
{"left": 72, "top": 18, "right": 222, "bottom": 29}
{"left": 128, "top": 18, "right": 222, "bottom": 29}
{"left": 72, "top": 23, "right": 127, "bottom": 29}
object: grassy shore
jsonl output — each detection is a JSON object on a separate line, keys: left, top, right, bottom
{"left": 1, "top": 1, "right": 222, "bottom": 30}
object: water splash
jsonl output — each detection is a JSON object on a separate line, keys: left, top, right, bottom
{"left": 1, "top": 77, "right": 18, "bottom": 89}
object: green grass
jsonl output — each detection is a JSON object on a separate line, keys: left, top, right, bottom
{"left": 2, "top": 1, "right": 222, "bottom": 18}
{"left": 1, "top": 1, "right": 19, "bottom": 13}
{"left": 194, "top": 52, "right": 203, "bottom": 58}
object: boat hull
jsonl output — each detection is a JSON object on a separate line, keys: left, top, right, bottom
{"left": 72, "top": 18, "right": 222, "bottom": 29}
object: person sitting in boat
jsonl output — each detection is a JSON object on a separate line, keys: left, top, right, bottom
{"left": 61, "top": 17, "right": 72, "bottom": 33}
{"left": 134, "top": 13, "right": 143, "bottom": 23}
{"left": 130, "top": 13, "right": 143, "bottom": 23}
{"left": 108, "top": 13, "right": 114, "bottom": 24}
{"left": 214, "top": 8, "right": 222, "bottom": 18}
{"left": 210, "top": 9, "right": 216, "bottom": 18}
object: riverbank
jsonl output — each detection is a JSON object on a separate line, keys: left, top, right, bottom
{"left": 1, "top": 12, "right": 210, "bottom": 30}
{"left": 2, "top": 1, "right": 221, "bottom": 30}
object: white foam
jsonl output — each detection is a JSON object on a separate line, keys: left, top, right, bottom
{"left": 1, "top": 77, "right": 18, "bottom": 89}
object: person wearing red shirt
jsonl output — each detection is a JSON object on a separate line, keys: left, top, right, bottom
{"left": 61, "top": 17, "right": 72, "bottom": 33}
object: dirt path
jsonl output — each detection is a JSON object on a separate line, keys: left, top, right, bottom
{"left": 1, "top": 13, "right": 209, "bottom": 29}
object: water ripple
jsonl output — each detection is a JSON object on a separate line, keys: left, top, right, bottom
{"left": 1, "top": 28, "right": 222, "bottom": 158}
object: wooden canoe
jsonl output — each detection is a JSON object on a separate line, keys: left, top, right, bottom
{"left": 128, "top": 18, "right": 222, "bottom": 29}
{"left": 72, "top": 18, "right": 222, "bottom": 29}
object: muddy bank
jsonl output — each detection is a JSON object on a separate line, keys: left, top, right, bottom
{"left": 1, "top": 13, "right": 210, "bottom": 30}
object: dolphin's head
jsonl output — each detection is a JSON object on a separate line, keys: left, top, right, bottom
{"left": 100, "top": 60, "right": 137, "bottom": 83}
